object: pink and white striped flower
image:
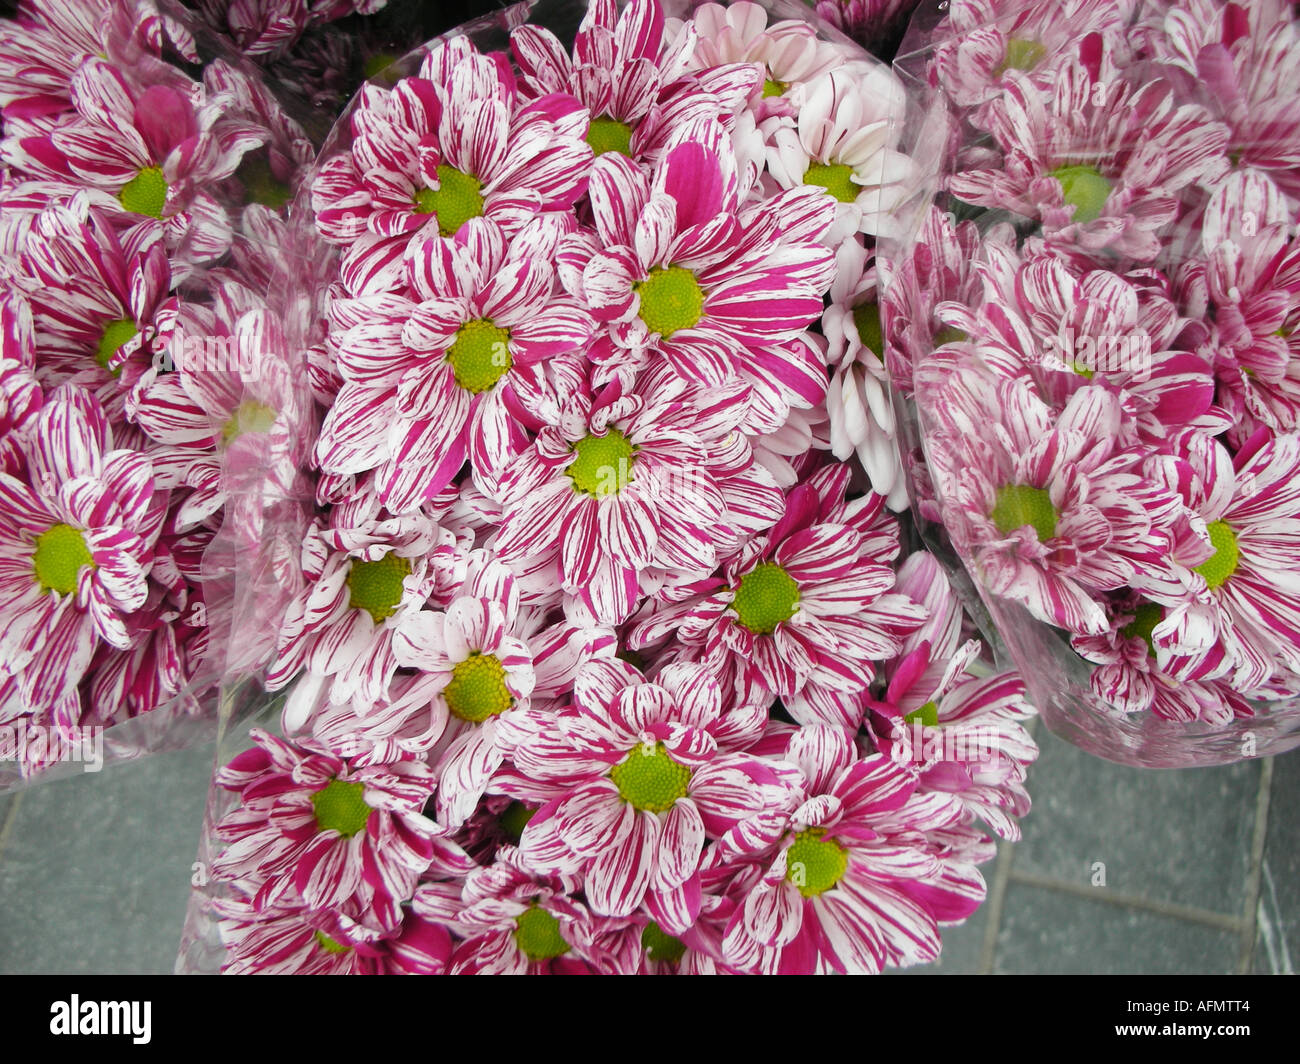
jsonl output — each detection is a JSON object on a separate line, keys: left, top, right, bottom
{"left": 314, "top": 217, "right": 593, "bottom": 512}
{"left": 0, "top": 384, "right": 162, "bottom": 717}
{"left": 311, "top": 35, "right": 591, "bottom": 294}
{"left": 630, "top": 464, "right": 925, "bottom": 728}
{"left": 493, "top": 370, "right": 785, "bottom": 624}
{"left": 572, "top": 129, "right": 835, "bottom": 386}
{"left": 717, "top": 725, "right": 985, "bottom": 975}
{"left": 503, "top": 658, "right": 791, "bottom": 924}
{"left": 211, "top": 729, "right": 450, "bottom": 930}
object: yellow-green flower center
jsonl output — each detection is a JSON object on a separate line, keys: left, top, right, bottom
{"left": 514, "top": 904, "right": 569, "bottom": 961}
{"left": 1193, "top": 519, "right": 1239, "bottom": 590}
{"left": 1120, "top": 600, "right": 1164, "bottom": 657}
{"left": 119, "top": 165, "right": 168, "bottom": 219}
{"left": 237, "top": 154, "right": 292, "bottom": 210}
{"left": 762, "top": 78, "right": 788, "bottom": 98}
{"left": 636, "top": 265, "right": 705, "bottom": 338}
{"left": 220, "top": 400, "right": 277, "bottom": 445}
{"left": 311, "top": 779, "right": 371, "bottom": 837}
{"left": 568, "top": 428, "right": 636, "bottom": 496}
{"left": 731, "top": 562, "right": 800, "bottom": 635}
{"left": 997, "top": 37, "right": 1047, "bottom": 75}
{"left": 609, "top": 741, "right": 691, "bottom": 813}
{"left": 33, "top": 523, "right": 95, "bottom": 595}
{"left": 444, "top": 652, "right": 513, "bottom": 723}
{"left": 904, "top": 700, "right": 940, "bottom": 727}
{"left": 96, "top": 317, "right": 137, "bottom": 374}
{"left": 785, "top": 828, "right": 848, "bottom": 898}
{"left": 641, "top": 921, "right": 687, "bottom": 963}
{"left": 346, "top": 553, "right": 411, "bottom": 624}
{"left": 586, "top": 116, "right": 634, "bottom": 157}
{"left": 413, "top": 164, "right": 484, "bottom": 236}
{"left": 314, "top": 931, "right": 351, "bottom": 955}
{"left": 990, "top": 484, "right": 1059, "bottom": 543}
{"left": 804, "top": 161, "right": 860, "bottom": 204}
{"left": 498, "top": 801, "right": 536, "bottom": 844}
{"left": 446, "top": 319, "right": 511, "bottom": 393}
{"left": 853, "top": 302, "right": 884, "bottom": 361}
{"left": 1049, "top": 165, "right": 1111, "bottom": 225}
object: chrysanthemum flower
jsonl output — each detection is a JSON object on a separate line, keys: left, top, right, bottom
{"left": 717, "top": 725, "right": 985, "bottom": 975}
{"left": 19, "top": 57, "right": 265, "bottom": 263}
{"left": 264, "top": 510, "right": 461, "bottom": 711}
{"left": 413, "top": 845, "right": 636, "bottom": 974}
{"left": 214, "top": 894, "right": 455, "bottom": 975}
{"left": 493, "top": 370, "right": 784, "bottom": 623}
{"left": 503, "top": 658, "right": 790, "bottom": 923}
{"left": 0, "top": 286, "right": 42, "bottom": 475}
{"left": 573, "top": 127, "right": 835, "bottom": 386}
{"left": 866, "top": 552, "right": 1037, "bottom": 840}
{"left": 765, "top": 66, "right": 917, "bottom": 243}
{"left": 686, "top": 1, "right": 846, "bottom": 121}
{"left": 1137, "top": 427, "right": 1300, "bottom": 689}
{"left": 314, "top": 217, "right": 593, "bottom": 511}
{"left": 630, "top": 464, "right": 925, "bottom": 728}
{"left": 822, "top": 238, "right": 907, "bottom": 509}
{"left": 949, "top": 52, "right": 1230, "bottom": 261}
{"left": 927, "top": 376, "right": 1177, "bottom": 635}
{"left": 311, "top": 35, "right": 591, "bottom": 294}
{"left": 932, "top": 0, "right": 1133, "bottom": 110}
{"left": 512, "top": 0, "right": 760, "bottom": 167}
{"left": 0, "top": 384, "right": 161, "bottom": 715}
{"left": 210, "top": 729, "right": 446, "bottom": 928}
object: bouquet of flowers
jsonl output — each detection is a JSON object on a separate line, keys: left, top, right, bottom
{"left": 881, "top": 0, "right": 1300, "bottom": 765}
{"left": 0, "top": 0, "right": 325, "bottom": 784}
{"left": 172, "top": 0, "right": 1039, "bottom": 975}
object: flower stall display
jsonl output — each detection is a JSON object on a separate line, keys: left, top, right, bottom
{"left": 880, "top": 0, "right": 1300, "bottom": 765}
{"left": 172, "top": 0, "right": 1039, "bottom": 975}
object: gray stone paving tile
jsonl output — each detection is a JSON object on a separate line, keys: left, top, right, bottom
{"left": 995, "top": 883, "right": 1240, "bottom": 974}
{"left": 897, "top": 903, "right": 989, "bottom": 974}
{"left": 1252, "top": 752, "right": 1300, "bottom": 974}
{"left": 0, "top": 744, "right": 213, "bottom": 974}
{"left": 1014, "top": 729, "right": 1260, "bottom": 916}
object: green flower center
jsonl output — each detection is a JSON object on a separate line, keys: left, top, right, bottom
{"left": 1120, "top": 600, "right": 1164, "bottom": 658}
{"left": 586, "top": 116, "right": 633, "bottom": 157}
{"left": 785, "top": 828, "right": 848, "bottom": 898}
{"left": 119, "top": 166, "right": 168, "bottom": 219}
{"left": 346, "top": 553, "right": 411, "bottom": 624}
{"left": 363, "top": 51, "right": 399, "bottom": 79}
{"left": 514, "top": 904, "right": 569, "bottom": 962}
{"left": 609, "top": 741, "right": 691, "bottom": 813}
{"left": 990, "top": 484, "right": 1059, "bottom": 543}
{"left": 568, "top": 428, "right": 636, "bottom": 496}
{"left": 762, "top": 78, "right": 788, "bottom": 98}
{"left": 237, "top": 154, "right": 292, "bottom": 209}
{"left": 413, "top": 164, "right": 484, "bottom": 236}
{"left": 33, "top": 523, "right": 95, "bottom": 595}
{"left": 1194, "top": 519, "right": 1239, "bottom": 590}
{"left": 444, "top": 652, "right": 513, "bottom": 723}
{"left": 95, "top": 317, "right": 137, "bottom": 376}
{"left": 803, "top": 161, "right": 860, "bottom": 205}
{"left": 731, "top": 562, "right": 800, "bottom": 635}
{"left": 311, "top": 779, "right": 371, "bottom": 837}
{"left": 904, "top": 700, "right": 940, "bottom": 727}
{"left": 314, "top": 931, "right": 351, "bottom": 955}
{"left": 853, "top": 302, "right": 884, "bottom": 361}
{"left": 498, "top": 801, "right": 536, "bottom": 844}
{"left": 220, "top": 400, "right": 277, "bottom": 445}
{"left": 446, "top": 319, "right": 511, "bottom": 393}
{"left": 636, "top": 265, "right": 705, "bottom": 337}
{"left": 1049, "top": 165, "right": 1111, "bottom": 225}
{"left": 997, "top": 37, "right": 1047, "bottom": 75}
{"left": 641, "top": 921, "right": 687, "bottom": 964}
